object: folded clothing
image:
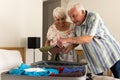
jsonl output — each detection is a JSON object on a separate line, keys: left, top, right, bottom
{"left": 9, "top": 63, "right": 31, "bottom": 75}
{"left": 54, "top": 67, "right": 85, "bottom": 77}
{"left": 63, "top": 67, "right": 84, "bottom": 73}
{"left": 9, "top": 63, "right": 59, "bottom": 76}
{"left": 54, "top": 71, "right": 84, "bottom": 77}
{"left": 39, "top": 46, "right": 54, "bottom": 53}
{"left": 39, "top": 45, "right": 64, "bottom": 55}
{"left": 9, "top": 63, "right": 85, "bottom": 77}
{"left": 48, "top": 46, "right": 64, "bottom": 55}
{"left": 24, "top": 68, "right": 59, "bottom": 76}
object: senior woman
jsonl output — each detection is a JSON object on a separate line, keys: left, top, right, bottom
{"left": 45, "top": 7, "right": 77, "bottom": 62}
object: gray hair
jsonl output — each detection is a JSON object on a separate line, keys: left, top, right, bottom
{"left": 67, "top": 2, "right": 85, "bottom": 12}
{"left": 53, "top": 7, "right": 66, "bottom": 19}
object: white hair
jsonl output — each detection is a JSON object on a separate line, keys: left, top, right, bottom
{"left": 67, "top": 2, "right": 85, "bottom": 12}
{"left": 53, "top": 7, "right": 66, "bottom": 19}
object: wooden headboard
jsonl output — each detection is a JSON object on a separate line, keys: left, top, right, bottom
{"left": 0, "top": 47, "right": 26, "bottom": 63}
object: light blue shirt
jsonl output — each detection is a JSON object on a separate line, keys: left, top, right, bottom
{"left": 75, "top": 11, "right": 120, "bottom": 74}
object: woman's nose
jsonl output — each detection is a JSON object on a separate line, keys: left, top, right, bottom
{"left": 59, "top": 20, "right": 64, "bottom": 23}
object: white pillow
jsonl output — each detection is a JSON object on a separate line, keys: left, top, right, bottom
{"left": 0, "top": 49, "right": 23, "bottom": 72}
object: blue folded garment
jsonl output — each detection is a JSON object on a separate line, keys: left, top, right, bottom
{"left": 9, "top": 63, "right": 59, "bottom": 76}
{"left": 24, "top": 68, "right": 48, "bottom": 76}
{"left": 24, "top": 68, "right": 59, "bottom": 76}
{"left": 9, "top": 63, "right": 31, "bottom": 75}
{"left": 62, "top": 67, "right": 84, "bottom": 73}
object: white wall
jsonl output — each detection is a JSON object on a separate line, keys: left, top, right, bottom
{"left": 0, "top": 0, "right": 120, "bottom": 64}
{"left": 61, "top": 0, "right": 120, "bottom": 49}
{"left": 0, "top": 0, "right": 43, "bottom": 65}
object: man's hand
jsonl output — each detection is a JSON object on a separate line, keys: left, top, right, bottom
{"left": 62, "top": 45, "right": 73, "bottom": 54}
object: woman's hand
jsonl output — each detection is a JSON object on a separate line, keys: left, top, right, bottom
{"left": 57, "top": 38, "right": 68, "bottom": 48}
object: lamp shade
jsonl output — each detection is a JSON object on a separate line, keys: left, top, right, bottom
{"left": 28, "top": 37, "right": 40, "bottom": 49}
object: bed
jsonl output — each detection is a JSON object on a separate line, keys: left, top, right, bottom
{"left": 0, "top": 48, "right": 117, "bottom": 80}
{"left": 1, "top": 48, "right": 87, "bottom": 80}
{"left": 0, "top": 47, "right": 25, "bottom": 80}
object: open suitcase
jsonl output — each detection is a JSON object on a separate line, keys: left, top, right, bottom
{"left": 1, "top": 61, "right": 87, "bottom": 80}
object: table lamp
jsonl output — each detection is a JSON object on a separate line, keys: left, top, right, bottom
{"left": 28, "top": 37, "right": 40, "bottom": 63}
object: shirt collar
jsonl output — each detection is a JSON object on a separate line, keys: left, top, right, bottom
{"left": 81, "top": 10, "right": 88, "bottom": 26}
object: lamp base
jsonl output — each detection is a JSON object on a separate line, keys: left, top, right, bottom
{"left": 33, "top": 49, "right": 35, "bottom": 63}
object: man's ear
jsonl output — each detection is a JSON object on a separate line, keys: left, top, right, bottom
{"left": 81, "top": 9, "right": 85, "bottom": 14}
